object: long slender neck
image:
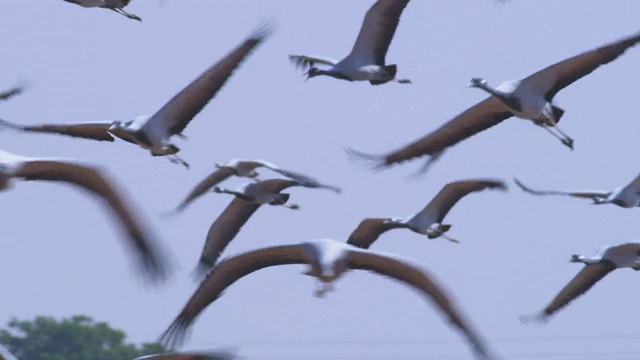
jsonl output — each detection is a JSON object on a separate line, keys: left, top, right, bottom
{"left": 575, "top": 255, "right": 599, "bottom": 265}
{"left": 476, "top": 83, "right": 512, "bottom": 102}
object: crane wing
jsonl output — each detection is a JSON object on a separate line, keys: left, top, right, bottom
{"left": 514, "top": 178, "right": 610, "bottom": 200}
{"left": 535, "top": 262, "right": 616, "bottom": 320}
{"left": 144, "top": 24, "right": 273, "bottom": 137}
{"left": 345, "top": 97, "right": 512, "bottom": 174}
{"left": 346, "top": 249, "right": 494, "bottom": 360}
{"left": 346, "top": 218, "right": 404, "bottom": 249}
{"left": 523, "top": 30, "right": 640, "bottom": 101}
{"left": 158, "top": 244, "right": 310, "bottom": 349}
{"left": 196, "top": 198, "right": 263, "bottom": 276}
{"left": 417, "top": 179, "right": 507, "bottom": 223}
{"left": 288, "top": 55, "right": 338, "bottom": 70}
{"left": 171, "top": 167, "right": 235, "bottom": 213}
{"left": 12, "top": 160, "right": 170, "bottom": 282}
{"left": 345, "top": 0, "right": 411, "bottom": 65}
{"left": 0, "top": 119, "right": 115, "bottom": 141}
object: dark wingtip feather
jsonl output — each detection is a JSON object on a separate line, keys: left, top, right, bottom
{"left": 343, "top": 146, "right": 388, "bottom": 172}
{"left": 250, "top": 20, "right": 276, "bottom": 43}
{"left": 490, "top": 180, "right": 509, "bottom": 192}
{"left": 158, "top": 315, "right": 192, "bottom": 350}
{"left": 135, "top": 243, "right": 173, "bottom": 287}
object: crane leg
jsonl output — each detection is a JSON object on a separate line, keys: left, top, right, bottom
{"left": 167, "top": 154, "right": 190, "bottom": 169}
{"left": 540, "top": 118, "right": 574, "bottom": 150}
{"left": 109, "top": 7, "right": 142, "bottom": 21}
{"left": 281, "top": 203, "right": 300, "bottom": 210}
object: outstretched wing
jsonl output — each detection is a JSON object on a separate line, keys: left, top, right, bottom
{"left": 345, "top": 0, "right": 411, "bottom": 65}
{"left": 346, "top": 249, "right": 494, "bottom": 360}
{"left": 145, "top": 23, "right": 273, "bottom": 137}
{"left": 12, "top": 160, "right": 170, "bottom": 283}
{"left": 0, "top": 118, "right": 115, "bottom": 142}
{"left": 346, "top": 97, "right": 512, "bottom": 172}
{"left": 171, "top": 167, "right": 235, "bottom": 213}
{"left": 261, "top": 164, "right": 342, "bottom": 194}
{"left": 514, "top": 178, "right": 610, "bottom": 200}
{"left": 523, "top": 30, "right": 640, "bottom": 101}
{"left": 197, "top": 198, "right": 263, "bottom": 272}
{"left": 419, "top": 179, "right": 508, "bottom": 223}
{"left": 252, "top": 178, "right": 303, "bottom": 194}
{"left": 158, "top": 244, "right": 310, "bottom": 349}
{"left": 346, "top": 218, "right": 404, "bottom": 249}
{"left": 288, "top": 55, "right": 338, "bottom": 71}
{"left": 538, "top": 262, "right": 617, "bottom": 319}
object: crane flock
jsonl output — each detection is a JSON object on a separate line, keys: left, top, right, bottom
{"left": 2, "top": 1, "right": 640, "bottom": 359}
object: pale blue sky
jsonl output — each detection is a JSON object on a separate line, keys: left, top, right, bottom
{"left": 2, "top": 1, "right": 640, "bottom": 359}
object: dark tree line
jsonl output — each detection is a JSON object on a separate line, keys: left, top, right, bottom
{"left": 0, "top": 315, "right": 168, "bottom": 360}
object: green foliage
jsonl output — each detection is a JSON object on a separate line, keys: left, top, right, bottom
{"left": 0, "top": 315, "right": 168, "bottom": 360}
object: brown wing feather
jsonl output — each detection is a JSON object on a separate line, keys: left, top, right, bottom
{"left": 348, "top": 0, "right": 411, "bottom": 65}
{"left": 199, "top": 198, "right": 262, "bottom": 269}
{"left": 173, "top": 168, "right": 235, "bottom": 213}
{"left": 346, "top": 250, "right": 493, "bottom": 359}
{"left": 158, "top": 244, "right": 310, "bottom": 349}
{"left": 347, "top": 97, "right": 512, "bottom": 169}
{"left": 346, "top": 218, "right": 405, "bottom": 249}
{"left": 0, "top": 119, "right": 115, "bottom": 142}
{"left": 527, "top": 30, "right": 640, "bottom": 101}
{"left": 252, "top": 178, "right": 302, "bottom": 194}
{"left": 148, "top": 25, "right": 273, "bottom": 137}
{"left": 12, "top": 160, "right": 169, "bottom": 282}
{"left": 542, "top": 262, "right": 617, "bottom": 317}
{"left": 424, "top": 179, "right": 507, "bottom": 223}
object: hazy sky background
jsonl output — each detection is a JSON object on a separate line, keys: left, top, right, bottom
{"left": 2, "top": 1, "right": 640, "bottom": 359}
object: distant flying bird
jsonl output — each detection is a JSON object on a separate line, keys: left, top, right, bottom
{"left": 134, "top": 349, "right": 237, "bottom": 360}
{"left": 62, "top": 0, "right": 142, "bottom": 21}
{"left": 0, "top": 86, "right": 25, "bottom": 102}
{"left": 289, "top": 0, "right": 412, "bottom": 85}
{"left": 193, "top": 178, "right": 341, "bottom": 278}
{"left": 0, "top": 149, "right": 169, "bottom": 283}
{"left": 169, "top": 159, "right": 342, "bottom": 213}
{"left": 346, "top": 29, "right": 640, "bottom": 174}
{"left": 347, "top": 179, "right": 507, "bottom": 248}
{"left": 514, "top": 176, "right": 640, "bottom": 208}
{"left": 520, "top": 241, "right": 640, "bottom": 323}
{"left": 0, "top": 24, "right": 273, "bottom": 169}
{"left": 158, "top": 239, "right": 495, "bottom": 360}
